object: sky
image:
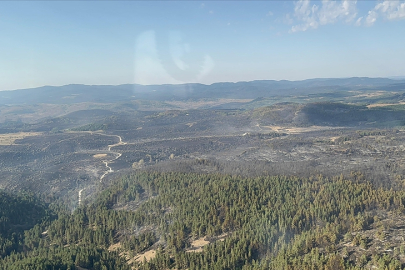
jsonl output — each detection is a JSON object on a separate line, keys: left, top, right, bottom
{"left": 0, "top": 0, "right": 405, "bottom": 91}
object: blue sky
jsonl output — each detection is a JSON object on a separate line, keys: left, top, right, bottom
{"left": 1, "top": 1, "right": 405, "bottom": 90}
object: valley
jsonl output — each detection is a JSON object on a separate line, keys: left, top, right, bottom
{"left": 3, "top": 95, "right": 405, "bottom": 206}
{"left": 2, "top": 78, "right": 405, "bottom": 269}
{"left": 3, "top": 0, "right": 405, "bottom": 268}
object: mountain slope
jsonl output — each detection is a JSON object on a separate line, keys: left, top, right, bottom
{"left": 1, "top": 172, "right": 405, "bottom": 269}
{"left": 2, "top": 77, "right": 405, "bottom": 105}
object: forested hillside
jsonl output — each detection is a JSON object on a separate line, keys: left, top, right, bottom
{"left": 0, "top": 191, "right": 52, "bottom": 258}
{"left": 1, "top": 172, "right": 405, "bottom": 269}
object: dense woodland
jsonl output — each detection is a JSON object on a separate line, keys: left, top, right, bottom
{"left": 1, "top": 172, "right": 405, "bottom": 269}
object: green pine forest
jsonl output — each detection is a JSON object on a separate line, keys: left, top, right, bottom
{"left": 2, "top": 172, "right": 405, "bottom": 269}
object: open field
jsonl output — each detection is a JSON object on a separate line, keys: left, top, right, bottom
{"left": 367, "top": 101, "right": 405, "bottom": 108}
{"left": 93, "top": 153, "right": 107, "bottom": 158}
{"left": 260, "top": 125, "right": 342, "bottom": 134}
{"left": 165, "top": 98, "right": 254, "bottom": 109}
{"left": 0, "top": 132, "right": 42, "bottom": 145}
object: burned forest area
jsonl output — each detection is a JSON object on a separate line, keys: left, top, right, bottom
{"left": 3, "top": 79, "right": 405, "bottom": 269}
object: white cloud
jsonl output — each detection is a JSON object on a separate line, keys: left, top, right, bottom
{"left": 319, "top": 0, "right": 357, "bottom": 24}
{"left": 365, "top": 1, "right": 405, "bottom": 26}
{"left": 355, "top": 16, "right": 363, "bottom": 26}
{"left": 289, "top": 0, "right": 358, "bottom": 33}
{"left": 365, "top": 10, "right": 378, "bottom": 26}
{"left": 267, "top": 11, "right": 274, "bottom": 16}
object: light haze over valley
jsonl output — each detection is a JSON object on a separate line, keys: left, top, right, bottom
{"left": 1, "top": 1, "right": 405, "bottom": 269}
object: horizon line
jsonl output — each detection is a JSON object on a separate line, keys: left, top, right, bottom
{"left": 2, "top": 76, "right": 405, "bottom": 92}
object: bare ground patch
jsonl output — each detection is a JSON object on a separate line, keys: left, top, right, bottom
{"left": 131, "top": 249, "right": 156, "bottom": 263}
{"left": 351, "top": 91, "right": 386, "bottom": 98}
{"left": 186, "top": 233, "right": 230, "bottom": 253}
{"left": 330, "top": 136, "right": 340, "bottom": 142}
{"left": 187, "top": 237, "right": 210, "bottom": 252}
{"left": 165, "top": 99, "right": 253, "bottom": 109}
{"left": 108, "top": 242, "right": 121, "bottom": 252}
{"left": 93, "top": 153, "right": 108, "bottom": 158}
{"left": 367, "top": 101, "right": 405, "bottom": 108}
{"left": 0, "top": 132, "right": 42, "bottom": 145}
{"left": 261, "top": 125, "right": 341, "bottom": 134}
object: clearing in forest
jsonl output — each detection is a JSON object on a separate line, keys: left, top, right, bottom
{"left": 187, "top": 233, "right": 229, "bottom": 253}
{"left": 108, "top": 242, "right": 121, "bottom": 251}
{"left": 133, "top": 249, "right": 156, "bottom": 263}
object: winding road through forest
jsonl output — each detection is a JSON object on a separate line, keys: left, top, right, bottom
{"left": 100, "top": 134, "right": 127, "bottom": 181}
{"left": 78, "top": 133, "right": 127, "bottom": 206}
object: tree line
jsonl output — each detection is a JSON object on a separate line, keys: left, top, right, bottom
{"left": 2, "top": 171, "right": 405, "bottom": 269}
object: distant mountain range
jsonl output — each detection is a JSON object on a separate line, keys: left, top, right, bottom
{"left": 1, "top": 77, "right": 405, "bottom": 105}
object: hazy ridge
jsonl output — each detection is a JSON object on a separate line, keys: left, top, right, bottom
{"left": 1, "top": 77, "right": 405, "bottom": 105}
